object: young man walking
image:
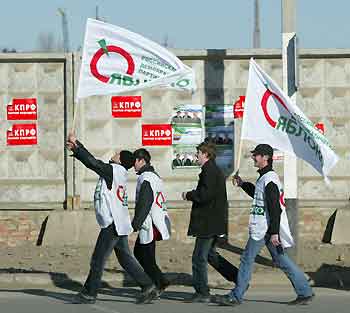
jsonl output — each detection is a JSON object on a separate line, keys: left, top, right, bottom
{"left": 66, "top": 133, "right": 158, "bottom": 304}
{"left": 215, "top": 144, "right": 314, "bottom": 306}
{"left": 182, "top": 142, "right": 239, "bottom": 303}
{"left": 132, "top": 148, "right": 171, "bottom": 297}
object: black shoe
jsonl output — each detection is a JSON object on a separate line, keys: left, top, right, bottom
{"left": 71, "top": 292, "right": 96, "bottom": 304}
{"left": 184, "top": 293, "right": 211, "bottom": 303}
{"left": 136, "top": 285, "right": 158, "bottom": 304}
{"left": 288, "top": 293, "right": 315, "bottom": 305}
{"left": 156, "top": 281, "right": 171, "bottom": 298}
{"left": 214, "top": 294, "right": 240, "bottom": 306}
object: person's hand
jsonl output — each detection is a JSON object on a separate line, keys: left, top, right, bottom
{"left": 232, "top": 173, "right": 243, "bottom": 187}
{"left": 67, "top": 132, "right": 77, "bottom": 144}
{"left": 66, "top": 132, "right": 77, "bottom": 151}
{"left": 181, "top": 192, "right": 187, "bottom": 201}
{"left": 270, "top": 234, "right": 281, "bottom": 247}
{"left": 66, "top": 141, "right": 75, "bottom": 151}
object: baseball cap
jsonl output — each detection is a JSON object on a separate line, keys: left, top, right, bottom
{"left": 250, "top": 144, "right": 274, "bottom": 157}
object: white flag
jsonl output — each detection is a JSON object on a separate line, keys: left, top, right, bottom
{"left": 77, "top": 19, "right": 196, "bottom": 99}
{"left": 241, "top": 58, "right": 339, "bottom": 178}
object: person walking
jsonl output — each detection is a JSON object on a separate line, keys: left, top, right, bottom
{"left": 215, "top": 144, "right": 314, "bottom": 306}
{"left": 182, "top": 142, "right": 239, "bottom": 303}
{"left": 66, "top": 133, "right": 158, "bottom": 305}
{"left": 132, "top": 148, "right": 171, "bottom": 297}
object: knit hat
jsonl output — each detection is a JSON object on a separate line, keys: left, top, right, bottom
{"left": 119, "top": 150, "right": 136, "bottom": 170}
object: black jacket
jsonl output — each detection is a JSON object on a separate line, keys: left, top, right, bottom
{"left": 186, "top": 159, "right": 228, "bottom": 237}
{"left": 71, "top": 140, "right": 114, "bottom": 190}
{"left": 241, "top": 165, "right": 281, "bottom": 235}
{"left": 131, "top": 164, "right": 159, "bottom": 231}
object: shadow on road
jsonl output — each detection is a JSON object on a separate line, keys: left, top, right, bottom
{"left": 308, "top": 263, "right": 350, "bottom": 291}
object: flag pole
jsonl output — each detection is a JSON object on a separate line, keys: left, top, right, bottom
{"left": 235, "top": 135, "right": 244, "bottom": 175}
{"left": 71, "top": 108, "right": 78, "bottom": 133}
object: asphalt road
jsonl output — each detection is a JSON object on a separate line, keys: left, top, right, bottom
{"left": 0, "top": 286, "right": 349, "bottom": 313}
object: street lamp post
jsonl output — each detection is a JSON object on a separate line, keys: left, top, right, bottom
{"left": 282, "top": 0, "right": 299, "bottom": 261}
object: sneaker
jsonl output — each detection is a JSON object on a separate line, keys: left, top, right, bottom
{"left": 214, "top": 294, "right": 240, "bottom": 306}
{"left": 136, "top": 285, "right": 158, "bottom": 304}
{"left": 184, "top": 292, "right": 211, "bottom": 303}
{"left": 288, "top": 293, "right": 315, "bottom": 305}
{"left": 71, "top": 292, "right": 96, "bottom": 304}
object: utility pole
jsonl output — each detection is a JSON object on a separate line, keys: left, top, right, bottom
{"left": 96, "top": 5, "right": 99, "bottom": 20}
{"left": 58, "top": 8, "right": 70, "bottom": 52}
{"left": 282, "top": 0, "right": 298, "bottom": 261}
{"left": 253, "top": 0, "right": 261, "bottom": 48}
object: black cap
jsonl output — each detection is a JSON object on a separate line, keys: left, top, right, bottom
{"left": 119, "top": 150, "right": 136, "bottom": 170}
{"left": 250, "top": 144, "right": 273, "bottom": 157}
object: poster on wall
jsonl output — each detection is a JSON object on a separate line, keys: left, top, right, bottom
{"left": 172, "top": 125, "right": 203, "bottom": 145}
{"left": 111, "top": 95, "right": 142, "bottom": 118}
{"left": 172, "top": 145, "right": 200, "bottom": 168}
{"left": 171, "top": 104, "right": 203, "bottom": 125}
{"left": 7, "top": 123, "right": 38, "bottom": 145}
{"left": 205, "top": 104, "right": 234, "bottom": 175}
{"left": 171, "top": 104, "right": 204, "bottom": 168}
{"left": 142, "top": 124, "right": 172, "bottom": 146}
{"left": 205, "top": 103, "right": 234, "bottom": 124}
{"left": 233, "top": 96, "right": 245, "bottom": 119}
{"left": 7, "top": 98, "right": 37, "bottom": 120}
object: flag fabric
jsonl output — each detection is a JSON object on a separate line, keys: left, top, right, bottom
{"left": 241, "top": 58, "right": 339, "bottom": 178}
{"left": 77, "top": 19, "right": 196, "bottom": 99}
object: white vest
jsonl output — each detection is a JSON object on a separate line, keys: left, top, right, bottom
{"left": 249, "top": 171, "right": 294, "bottom": 248}
{"left": 94, "top": 164, "right": 133, "bottom": 236}
{"left": 136, "top": 171, "right": 171, "bottom": 244}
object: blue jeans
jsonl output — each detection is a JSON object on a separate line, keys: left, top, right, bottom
{"left": 230, "top": 236, "right": 313, "bottom": 302}
{"left": 192, "top": 237, "right": 215, "bottom": 295}
{"left": 192, "top": 237, "right": 238, "bottom": 295}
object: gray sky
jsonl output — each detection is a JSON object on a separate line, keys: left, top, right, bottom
{"left": 1, "top": 0, "right": 349, "bottom": 51}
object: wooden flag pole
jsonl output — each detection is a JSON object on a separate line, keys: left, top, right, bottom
{"left": 71, "top": 108, "right": 78, "bottom": 133}
{"left": 235, "top": 136, "right": 244, "bottom": 175}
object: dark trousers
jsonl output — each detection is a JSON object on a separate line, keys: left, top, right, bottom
{"left": 83, "top": 223, "right": 153, "bottom": 297}
{"left": 208, "top": 238, "right": 238, "bottom": 283}
{"left": 192, "top": 236, "right": 238, "bottom": 295}
{"left": 134, "top": 237, "right": 169, "bottom": 289}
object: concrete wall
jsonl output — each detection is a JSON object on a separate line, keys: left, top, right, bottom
{"left": 1, "top": 50, "right": 350, "bottom": 246}
{"left": 74, "top": 50, "right": 350, "bottom": 208}
{"left": 0, "top": 54, "right": 73, "bottom": 205}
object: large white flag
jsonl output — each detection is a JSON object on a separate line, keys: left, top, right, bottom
{"left": 77, "top": 19, "right": 196, "bottom": 99}
{"left": 241, "top": 58, "right": 339, "bottom": 178}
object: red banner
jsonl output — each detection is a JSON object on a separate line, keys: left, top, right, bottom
{"left": 111, "top": 96, "right": 142, "bottom": 118}
{"left": 7, "top": 98, "right": 37, "bottom": 120}
{"left": 142, "top": 124, "right": 172, "bottom": 146}
{"left": 233, "top": 96, "right": 245, "bottom": 119}
{"left": 7, "top": 123, "right": 38, "bottom": 145}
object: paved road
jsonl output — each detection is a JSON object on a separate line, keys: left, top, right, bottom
{"left": 0, "top": 286, "right": 349, "bottom": 313}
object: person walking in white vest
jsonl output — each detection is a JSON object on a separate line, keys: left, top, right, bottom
{"left": 132, "top": 148, "right": 171, "bottom": 297}
{"left": 215, "top": 144, "right": 314, "bottom": 306}
{"left": 66, "top": 133, "right": 158, "bottom": 305}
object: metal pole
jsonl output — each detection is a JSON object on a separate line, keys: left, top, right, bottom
{"left": 253, "top": 0, "right": 261, "bottom": 48}
{"left": 282, "top": 0, "right": 299, "bottom": 261}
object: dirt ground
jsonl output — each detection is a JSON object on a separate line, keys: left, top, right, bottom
{"left": 1, "top": 239, "right": 350, "bottom": 277}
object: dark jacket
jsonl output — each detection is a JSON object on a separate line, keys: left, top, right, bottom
{"left": 186, "top": 159, "right": 228, "bottom": 237}
{"left": 71, "top": 140, "right": 114, "bottom": 190}
{"left": 241, "top": 165, "right": 281, "bottom": 235}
